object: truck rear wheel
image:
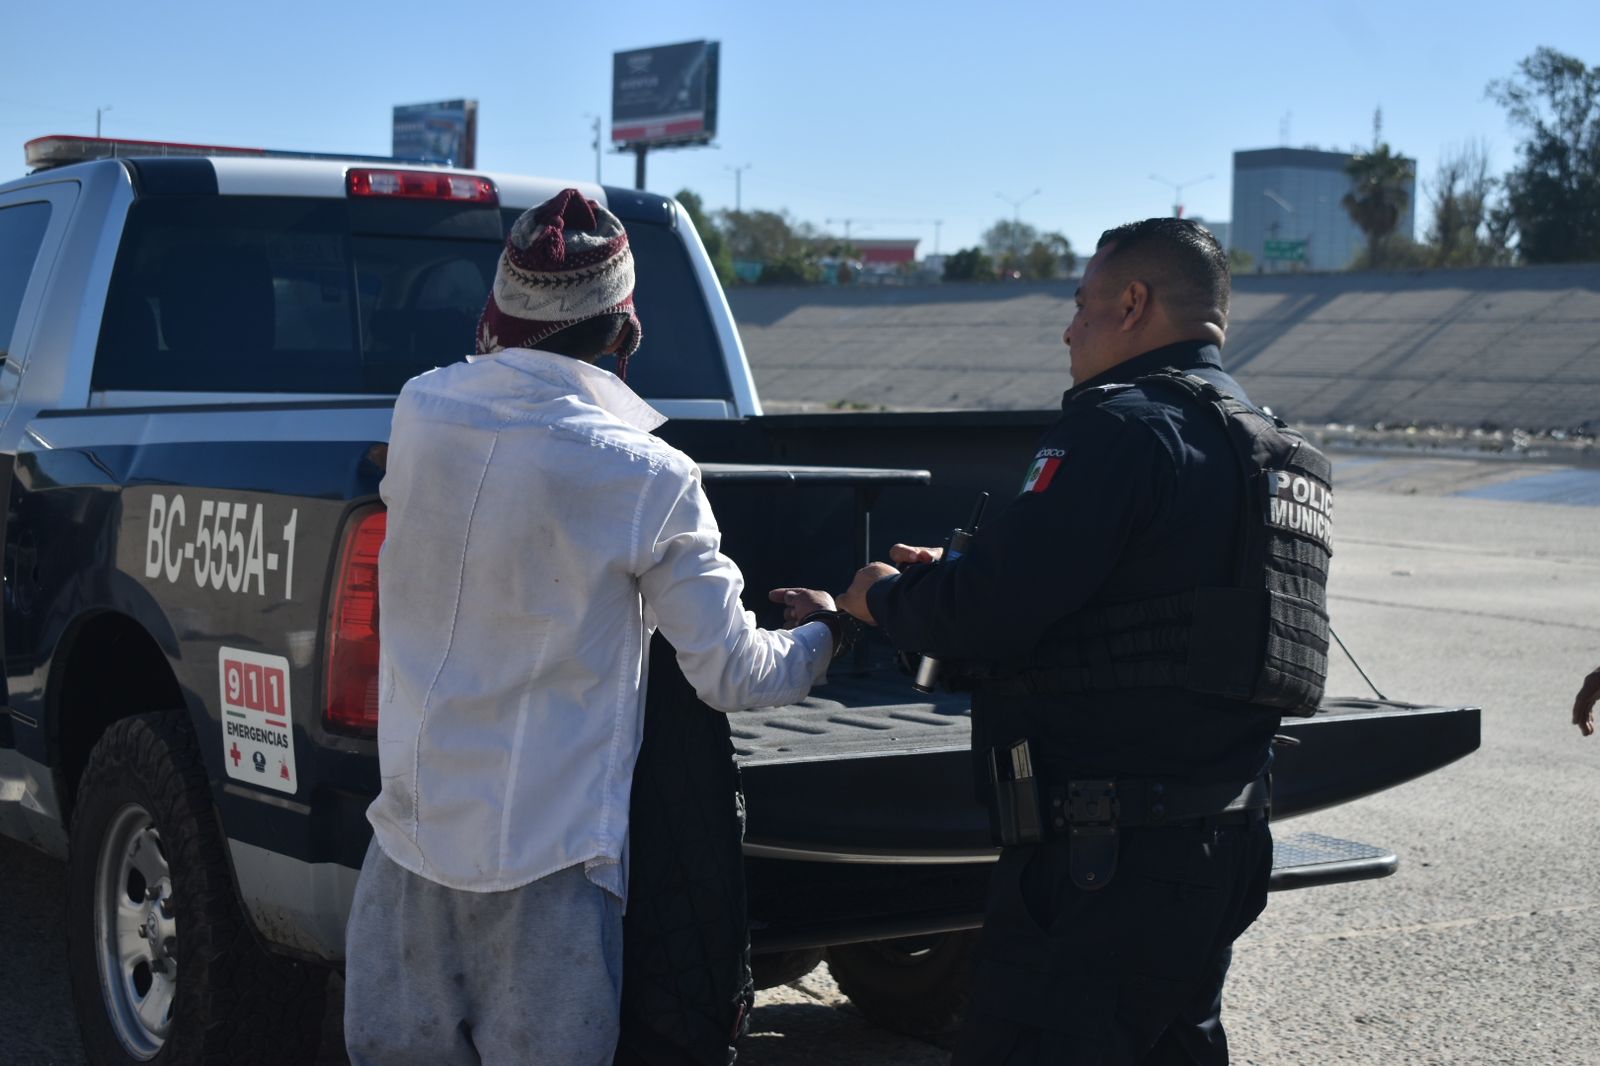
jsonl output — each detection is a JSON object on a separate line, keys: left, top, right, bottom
{"left": 67, "top": 711, "right": 327, "bottom": 1065}
{"left": 827, "top": 929, "right": 979, "bottom": 1045}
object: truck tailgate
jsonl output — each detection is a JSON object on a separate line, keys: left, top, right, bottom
{"left": 735, "top": 683, "right": 1481, "bottom": 859}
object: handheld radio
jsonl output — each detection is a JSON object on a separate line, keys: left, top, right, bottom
{"left": 912, "top": 492, "right": 989, "bottom": 693}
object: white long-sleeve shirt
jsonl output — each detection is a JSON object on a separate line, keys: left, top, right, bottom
{"left": 366, "top": 348, "right": 832, "bottom": 899}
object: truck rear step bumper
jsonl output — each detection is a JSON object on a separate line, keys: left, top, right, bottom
{"left": 1268, "top": 830, "right": 1397, "bottom": 890}
{"left": 749, "top": 828, "right": 1398, "bottom": 953}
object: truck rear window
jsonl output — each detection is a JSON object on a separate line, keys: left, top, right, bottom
{"left": 92, "top": 194, "right": 729, "bottom": 401}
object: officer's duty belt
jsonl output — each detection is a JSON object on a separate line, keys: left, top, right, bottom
{"left": 987, "top": 740, "right": 1269, "bottom": 890}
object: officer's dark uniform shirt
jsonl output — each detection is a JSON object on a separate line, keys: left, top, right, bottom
{"left": 867, "top": 339, "right": 1281, "bottom": 788}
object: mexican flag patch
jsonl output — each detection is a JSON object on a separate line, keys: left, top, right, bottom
{"left": 1022, "top": 449, "right": 1066, "bottom": 493}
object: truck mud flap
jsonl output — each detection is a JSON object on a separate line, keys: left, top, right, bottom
{"left": 1269, "top": 830, "right": 1397, "bottom": 891}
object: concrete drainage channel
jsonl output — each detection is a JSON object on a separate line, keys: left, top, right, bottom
{"left": 1325, "top": 448, "right": 1600, "bottom": 506}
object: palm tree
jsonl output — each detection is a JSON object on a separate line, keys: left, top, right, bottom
{"left": 1342, "top": 145, "right": 1415, "bottom": 269}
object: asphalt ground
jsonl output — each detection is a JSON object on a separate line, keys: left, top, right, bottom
{"left": 4, "top": 452, "right": 1598, "bottom": 1065}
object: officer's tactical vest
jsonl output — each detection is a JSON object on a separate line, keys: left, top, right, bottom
{"left": 1019, "top": 369, "right": 1332, "bottom": 715}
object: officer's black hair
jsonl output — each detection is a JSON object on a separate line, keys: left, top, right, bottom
{"left": 538, "top": 313, "right": 633, "bottom": 361}
{"left": 1095, "top": 218, "right": 1230, "bottom": 326}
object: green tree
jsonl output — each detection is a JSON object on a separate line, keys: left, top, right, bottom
{"left": 1050, "top": 233, "right": 1078, "bottom": 277}
{"left": 1422, "top": 143, "right": 1507, "bottom": 267}
{"left": 1485, "top": 203, "right": 1518, "bottom": 265}
{"left": 717, "top": 208, "right": 789, "bottom": 261}
{"left": 674, "top": 188, "right": 735, "bottom": 286}
{"left": 1488, "top": 47, "right": 1600, "bottom": 263}
{"left": 981, "top": 219, "right": 1040, "bottom": 269}
{"left": 717, "top": 209, "right": 825, "bottom": 283}
{"left": 1227, "top": 247, "right": 1255, "bottom": 274}
{"left": 1349, "top": 235, "right": 1432, "bottom": 270}
{"left": 942, "top": 247, "right": 996, "bottom": 282}
{"left": 1023, "top": 232, "right": 1075, "bottom": 280}
{"left": 756, "top": 254, "right": 823, "bottom": 285}
{"left": 1342, "top": 144, "right": 1416, "bottom": 270}
{"left": 1024, "top": 241, "right": 1059, "bottom": 280}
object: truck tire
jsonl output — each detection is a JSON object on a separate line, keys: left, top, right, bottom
{"left": 827, "top": 930, "right": 979, "bottom": 1045}
{"left": 67, "top": 711, "right": 328, "bottom": 1065}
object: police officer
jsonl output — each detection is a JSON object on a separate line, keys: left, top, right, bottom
{"left": 822, "top": 218, "right": 1331, "bottom": 1063}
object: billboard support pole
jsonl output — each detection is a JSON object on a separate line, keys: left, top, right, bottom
{"left": 634, "top": 145, "right": 647, "bottom": 191}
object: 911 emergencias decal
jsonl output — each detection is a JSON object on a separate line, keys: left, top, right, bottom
{"left": 219, "top": 647, "right": 298, "bottom": 795}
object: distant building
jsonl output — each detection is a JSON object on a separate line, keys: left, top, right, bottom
{"left": 1231, "top": 148, "right": 1415, "bottom": 272}
{"left": 851, "top": 238, "right": 920, "bottom": 271}
{"left": 814, "top": 237, "right": 922, "bottom": 284}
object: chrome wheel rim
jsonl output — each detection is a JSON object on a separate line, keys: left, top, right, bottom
{"left": 94, "top": 803, "right": 176, "bottom": 1059}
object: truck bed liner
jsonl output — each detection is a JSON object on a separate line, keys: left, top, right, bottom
{"left": 730, "top": 667, "right": 971, "bottom": 764}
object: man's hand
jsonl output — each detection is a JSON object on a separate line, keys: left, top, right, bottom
{"left": 837, "top": 562, "right": 897, "bottom": 625}
{"left": 1573, "top": 666, "right": 1599, "bottom": 736}
{"left": 767, "top": 587, "right": 835, "bottom": 629}
{"left": 890, "top": 543, "right": 943, "bottom": 565}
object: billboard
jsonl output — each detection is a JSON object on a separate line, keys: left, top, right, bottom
{"left": 612, "top": 40, "right": 719, "bottom": 148}
{"left": 392, "top": 99, "right": 478, "bottom": 167}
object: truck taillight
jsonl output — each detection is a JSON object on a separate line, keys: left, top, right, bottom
{"left": 346, "top": 169, "right": 497, "bottom": 203}
{"left": 325, "top": 506, "right": 386, "bottom": 737}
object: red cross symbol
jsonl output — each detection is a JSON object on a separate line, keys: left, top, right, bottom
{"left": 229, "top": 743, "right": 243, "bottom": 767}
{"left": 279, "top": 760, "right": 290, "bottom": 781}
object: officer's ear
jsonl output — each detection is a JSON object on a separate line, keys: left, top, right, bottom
{"left": 1117, "top": 279, "right": 1153, "bottom": 332}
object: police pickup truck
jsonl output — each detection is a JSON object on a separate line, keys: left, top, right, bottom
{"left": 0, "top": 136, "right": 1480, "bottom": 1063}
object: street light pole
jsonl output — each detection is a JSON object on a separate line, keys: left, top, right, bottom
{"left": 726, "top": 163, "right": 752, "bottom": 212}
{"left": 587, "top": 115, "right": 602, "bottom": 183}
{"left": 826, "top": 218, "right": 860, "bottom": 241}
{"left": 96, "top": 105, "right": 113, "bottom": 137}
{"left": 1262, "top": 189, "right": 1296, "bottom": 273}
{"left": 1149, "top": 172, "right": 1214, "bottom": 218}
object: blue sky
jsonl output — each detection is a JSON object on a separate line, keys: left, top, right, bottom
{"left": 4, "top": 1, "right": 1594, "bottom": 257}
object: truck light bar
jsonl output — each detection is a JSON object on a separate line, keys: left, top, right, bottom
{"left": 346, "top": 169, "right": 497, "bottom": 203}
{"left": 27, "top": 135, "right": 268, "bottom": 170}
{"left": 24, "top": 134, "right": 435, "bottom": 173}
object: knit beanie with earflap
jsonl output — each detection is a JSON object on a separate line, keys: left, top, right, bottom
{"left": 476, "top": 188, "right": 643, "bottom": 376}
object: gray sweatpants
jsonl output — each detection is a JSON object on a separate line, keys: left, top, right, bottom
{"left": 344, "top": 840, "right": 623, "bottom": 1065}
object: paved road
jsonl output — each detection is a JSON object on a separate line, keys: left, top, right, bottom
{"left": 1223, "top": 458, "right": 1600, "bottom": 1065}
{"left": 5, "top": 454, "right": 1599, "bottom": 1065}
